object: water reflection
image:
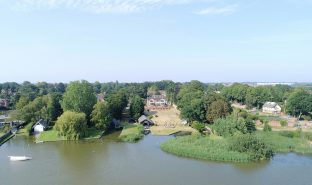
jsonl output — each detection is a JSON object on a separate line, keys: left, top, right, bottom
{"left": 1, "top": 134, "right": 312, "bottom": 185}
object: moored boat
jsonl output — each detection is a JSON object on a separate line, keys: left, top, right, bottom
{"left": 8, "top": 156, "right": 32, "bottom": 161}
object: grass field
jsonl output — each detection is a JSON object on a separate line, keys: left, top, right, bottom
{"left": 38, "top": 128, "right": 103, "bottom": 142}
{"left": 118, "top": 123, "right": 144, "bottom": 143}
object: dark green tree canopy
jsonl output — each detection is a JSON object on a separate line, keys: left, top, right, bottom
{"left": 61, "top": 80, "right": 97, "bottom": 119}
{"left": 91, "top": 102, "right": 112, "bottom": 130}
{"left": 286, "top": 89, "right": 312, "bottom": 117}
{"left": 130, "top": 95, "right": 145, "bottom": 120}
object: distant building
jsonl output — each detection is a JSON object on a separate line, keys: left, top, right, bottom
{"left": 33, "top": 119, "right": 48, "bottom": 133}
{"left": 147, "top": 95, "right": 168, "bottom": 107}
{"left": 256, "top": 82, "right": 293, "bottom": 86}
{"left": 262, "top": 102, "right": 282, "bottom": 114}
{"left": 0, "top": 99, "right": 9, "bottom": 108}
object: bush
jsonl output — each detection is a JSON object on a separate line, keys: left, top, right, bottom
{"left": 54, "top": 111, "right": 87, "bottom": 140}
{"left": 280, "top": 120, "right": 288, "bottom": 127}
{"left": 213, "top": 116, "right": 247, "bottom": 137}
{"left": 302, "top": 115, "right": 312, "bottom": 121}
{"left": 229, "top": 134, "right": 274, "bottom": 161}
{"left": 191, "top": 121, "right": 206, "bottom": 133}
{"left": 263, "top": 122, "right": 272, "bottom": 132}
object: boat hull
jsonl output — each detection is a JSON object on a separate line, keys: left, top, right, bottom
{"left": 8, "top": 156, "right": 32, "bottom": 161}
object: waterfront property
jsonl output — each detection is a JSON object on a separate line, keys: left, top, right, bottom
{"left": 33, "top": 119, "right": 48, "bottom": 133}
{"left": 138, "top": 115, "right": 154, "bottom": 126}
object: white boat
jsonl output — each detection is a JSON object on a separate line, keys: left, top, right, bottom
{"left": 8, "top": 156, "right": 32, "bottom": 161}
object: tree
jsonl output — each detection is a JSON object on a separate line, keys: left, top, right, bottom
{"left": 106, "top": 90, "right": 128, "bottom": 119}
{"left": 206, "top": 99, "right": 232, "bottom": 123}
{"left": 178, "top": 91, "right": 206, "bottom": 122}
{"left": 46, "top": 93, "right": 63, "bottom": 124}
{"left": 129, "top": 95, "right": 145, "bottom": 120}
{"left": 213, "top": 116, "right": 248, "bottom": 137}
{"left": 286, "top": 89, "right": 312, "bottom": 119}
{"left": 54, "top": 111, "right": 87, "bottom": 140}
{"left": 61, "top": 80, "right": 97, "bottom": 120}
{"left": 91, "top": 102, "right": 112, "bottom": 130}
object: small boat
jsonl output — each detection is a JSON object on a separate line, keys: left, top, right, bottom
{"left": 35, "top": 140, "right": 44, "bottom": 144}
{"left": 8, "top": 156, "right": 32, "bottom": 161}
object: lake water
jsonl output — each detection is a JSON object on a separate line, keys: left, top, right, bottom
{"left": 1, "top": 134, "right": 312, "bottom": 185}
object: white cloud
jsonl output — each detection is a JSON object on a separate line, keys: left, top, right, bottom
{"left": 12, "top": 0, "right": 217, "bottom": 13}
{"left": 195, "top": 4, "right": 238, "bottom": 15}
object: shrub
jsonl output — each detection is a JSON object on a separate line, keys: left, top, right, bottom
{"left": 263, "top": 122, "right": 272, "bottom": 132}
{"left": 191, "top": 121, "right": 206, "bottom": 133}
{"left": 302, "top": 115, "right": 312, "bottom": 121}
{"left": 213, "top": 116, "right": 247, "bottom": 137}
{"left": 280, "top": 120, "right": 288, "bottom": 127}
{"left": 245, "top": 118, "right": 256, "bottom": 133}
{"left": 54, "top": 111, "right": 87, "bottom": 140}
{"left": 229, "top": 134, "right": 274, "bottom": 161}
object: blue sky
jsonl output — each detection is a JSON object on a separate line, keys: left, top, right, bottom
{"left": 0, "top": 0, "right": 311, "bottom": 83}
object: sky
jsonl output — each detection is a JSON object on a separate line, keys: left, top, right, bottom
{"left": 0, "top": 0, "right": 311, "bottom": 83}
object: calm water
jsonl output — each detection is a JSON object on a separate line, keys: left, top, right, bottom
{"left": 1, "top": 134, "right": 312, "bottom": 185}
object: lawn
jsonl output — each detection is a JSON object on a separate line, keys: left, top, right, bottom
{"left": 38, "top": 128, "right": 103, "bottom": 142}
{"left": 118, "top": 123, "right": 144, "bottom": 143}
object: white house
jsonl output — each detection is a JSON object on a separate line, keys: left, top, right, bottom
{"left": 262, "top": 102, "right": 282, "bottom": 114}
{"left": 33, "top": 119, "right": 48, "bottom": 133}
{"left": 147, "top": 95, "right": 168, "bottom": 107}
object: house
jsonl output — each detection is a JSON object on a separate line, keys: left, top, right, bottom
{"left": 262, "top": 102, "right": 282, "bottom": 114}
{"left": 33, "top": 119, "right": 48, "bottom": 133}
{"left": 147, "top": 95, "right": 168, "bottom": 107}
{"left": 0, "top": 99, "right": 9, "bottom": 108}
{"left": 138, "top": 115, "right": 154, "bottom": 126}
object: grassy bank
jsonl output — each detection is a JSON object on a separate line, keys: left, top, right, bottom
{"left": 118, "top": 124, "right": 144, "bottom": 143}
{"left": 161, "top": 131, "right": 312, "bottom": 163}
{"left": 256, "top": 131, "right": 312, "bottom": 154}
{"left": 38, "top": 128, "right": 102, "bottom": 142}
{"left": 161, "top": 136, "right": 252, "bottom": 162}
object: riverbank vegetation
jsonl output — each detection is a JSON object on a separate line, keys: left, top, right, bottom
{"left": 118, "top": 123, "right": 144, "bottom": 143}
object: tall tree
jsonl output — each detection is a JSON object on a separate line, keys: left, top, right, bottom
{"left": 286, "top": 89, "right": 312, "bottom": 118}
{"left": 61, "top": 80, "right": 97, "bottom": 120}
{"left": 91, "top": 102, "right": 112, "bottom": 130}
{"left": 206, "top": 99, "right": 232, "bottom": 123}
{"left": 130, "top": 95, "right": 145, "bottom": 120}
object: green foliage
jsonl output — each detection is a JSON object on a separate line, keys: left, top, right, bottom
{"left": 91, "top": 102, "right": 112, "bottom": 131}
{"left": 280, "top": 120, "right": 288, "bottom": 127}
{"left": 54, "top": 111, "right": 87, "bottom": 140}
{"left": 191, "top": 121, "right": 206, "bottom": 133}
{"left": 161, "top": 136, "right": 258, "bottom": 163}
{"left": 286, "top": 89, "right": 312, "bottom": 118}
{"left": 106, "top": 90, "right": 128, "bottom": 119}
{"left": 17, "top": 93, "right": 62, "bottom": 125}
{"left": 129, "top": 95, "right": 145, "bottom": 120}
{"left": 213, "top": 116, "right": 248, "bottom": 137}
{"left": 206, "top": 99, "right": 232, "bottom": 123}
{"left": 302, "top": 115, "right": 312, "bottom": 121}
{"left": 263, "top": 122, "right": 272, "bottom": 132}
{"left": 61, "top": 80, "right": 96, "bottom": 120}
{"left": 229, "top": 134, "right": 274, "bottom": 161}
{"left": 256, "top": 131, "right": 312, "bottom": 154}
{"left": 245, "top": 118, "right": 257, "bottom": 133}
{"left": 119, "top": 124, "right": 144, "bottom": 143}
{"left": 178, "top": 90, "right": 206, "bottom": 122}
